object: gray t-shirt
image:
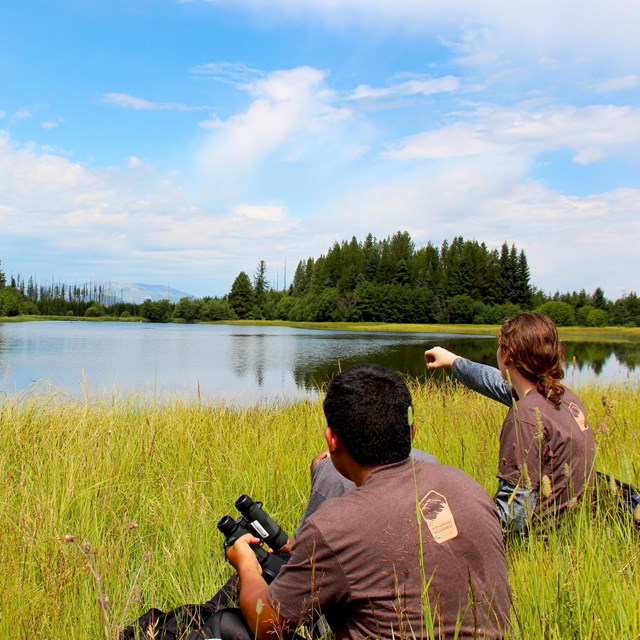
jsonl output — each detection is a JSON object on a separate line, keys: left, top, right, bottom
{"left": 269, "top": 458, "right": 512, "bottom": 640}
{"left": 295, "top": 448, "right": 438, "bottom": 535}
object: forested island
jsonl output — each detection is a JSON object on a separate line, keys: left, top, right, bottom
{"left": 1, "top": 232, "right": 639, "bottom": 327}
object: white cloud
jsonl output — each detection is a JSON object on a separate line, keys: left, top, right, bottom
{"left": 190, "top": 61, "right": 263, "bottom": 85}
{"left": 196, "top": 66, "right": 354, "bottom": 179}
{"left": 234, "top": 202, "right": 290, "bottom": 222}
{"left": 590, "top": 75, "right": 639, "bottom": 94}
{"left": 182, "top": 1, "right": 640, "bottom": 67}
{"left": 383, "top": 122, "right": 503, "bottom": 160}
{"left": 101, "top": 92, "right": 207, "bottom": 111}
{"left": 384, "top": 104, "right": 640, "bottom": 164}
{"left": 0, "top": 132, "right": 301, "bottom": 294}
{"left": 40, "top": 116, "right": 65, "bottom": 129}
{"left": 349, "top": 75, "right": 460, "bottom": 101}
{"left": 10, "top": 108, "right": 31, "bottom": 124}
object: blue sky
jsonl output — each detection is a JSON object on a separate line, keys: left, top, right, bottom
{"left": 1, "top": 0, "right": 639, "bottom": 299}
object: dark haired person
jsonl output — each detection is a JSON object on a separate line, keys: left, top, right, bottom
{"left": 227, "top": 364, "right": 511, "bottom": 640}
{"left": 425, "top": 312, "right": 596, "bottom": 534}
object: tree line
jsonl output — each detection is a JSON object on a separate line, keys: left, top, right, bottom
{"left": 1, "top": 232, "right": 639, "bottom": 327}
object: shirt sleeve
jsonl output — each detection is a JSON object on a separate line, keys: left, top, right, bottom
{"left": 452, "top": 357, "right": 513, "bottom": 406}
{"left": 267, "top": 521, "right": 350, "bottom": 628}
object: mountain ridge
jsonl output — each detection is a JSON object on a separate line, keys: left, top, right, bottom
{"left": 104, "top": 283, "right": 196, "bottom": 304}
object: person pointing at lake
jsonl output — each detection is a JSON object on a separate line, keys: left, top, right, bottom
{"left": 425, "top": 311, "right": 596, "bottom": 535}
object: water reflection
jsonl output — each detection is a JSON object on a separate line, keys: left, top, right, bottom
{"left": 0, "top": 322, "right": 638, "bottom": 403}
{"left": 291, "top": 334, "right": 640, "bottom": 391}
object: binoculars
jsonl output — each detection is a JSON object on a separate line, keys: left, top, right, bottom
{"left": 217, "top": 494, "right": 289, "bottom": 583}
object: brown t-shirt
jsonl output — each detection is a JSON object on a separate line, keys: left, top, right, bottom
{"left": 267, "top": 459, "right": 511, "bottom": 640}
{"left": 497, "top": 386, "right": 595, "bottom": 522}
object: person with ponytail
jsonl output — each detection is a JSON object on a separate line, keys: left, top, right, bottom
{"left": 425, "top": 312, "right": 596, "bottom": 535}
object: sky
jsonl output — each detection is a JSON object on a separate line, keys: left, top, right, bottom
{"left": 1, "top": 0, "right": 639, "bottom": 300}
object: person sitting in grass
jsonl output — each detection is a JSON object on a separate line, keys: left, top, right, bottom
{"left": 292, "top": 429, "right": 438, "bottom": 538}
{"left": 226, "top": 363, "right": 512, "bottom": 640}
{"left": 425, "top": 311, "right": 596, "bottom": 535}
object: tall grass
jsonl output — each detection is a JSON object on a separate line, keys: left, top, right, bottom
{"left": 1, "top": 380, "right": 638, "bottom": 638}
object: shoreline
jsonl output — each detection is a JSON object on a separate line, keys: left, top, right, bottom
{"left": 4, "top": 315, "right": 639, "bottom": 343}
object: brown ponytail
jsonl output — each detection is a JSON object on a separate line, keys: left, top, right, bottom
{"left": 498, "top": 312, "right": 565, "bottom": 406}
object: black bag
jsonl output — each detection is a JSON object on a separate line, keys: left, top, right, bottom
{"left": 120, "top": 604, "right": 252, "bottom": 640}
{"left": 595, "top": 471, "right": 640, "bottom": 529}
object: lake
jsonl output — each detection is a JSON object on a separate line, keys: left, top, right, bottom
{"left": 0, "top": 321, "right": 638, "bottom": 403}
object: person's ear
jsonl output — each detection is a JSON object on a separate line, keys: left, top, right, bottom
{"left": 325, "top": 426, "right": 341, "bottom": 454}
{"left": 411, "top": 423, "right": 417, "bottom": 440}
{"left": 498, "top": 345, "right": 513, "bottom": 367}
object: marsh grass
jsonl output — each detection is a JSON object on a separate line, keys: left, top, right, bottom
{"left": 1, "top": 380, "right": 638, "bottom": 638}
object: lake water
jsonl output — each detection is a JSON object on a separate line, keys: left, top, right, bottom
{"left": 0, "top": 321, "right": 638, "bottom": 403}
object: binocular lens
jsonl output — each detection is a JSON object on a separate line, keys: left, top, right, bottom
{"left": 217, "top": 515, "right": 238, "bottom": 537}
{"left": 235, "top": 494, "right": 253, "bottom": 511}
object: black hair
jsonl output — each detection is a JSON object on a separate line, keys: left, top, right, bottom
{"left": 323, "top": 363, "right": 413, "bottom": 466}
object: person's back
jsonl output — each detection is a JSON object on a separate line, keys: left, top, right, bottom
{"left": 272, "top": 458, "right": 511, "bottom": 639}
{"left": 226, "top": 364, "right": 512, "bottom": 640}
{"left": 499, "top": 385, "right": 594, "bottom": 525}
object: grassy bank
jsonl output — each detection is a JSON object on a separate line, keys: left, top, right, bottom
{"left": 1, "top": 381, "right": 639, "bottom": 638}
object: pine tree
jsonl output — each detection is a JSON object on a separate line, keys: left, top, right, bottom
{"left": 254, "top": 260, "right": 269, "bottom": 309}
{"left": 228, "top": 272, "right": 254, "bottom": 319}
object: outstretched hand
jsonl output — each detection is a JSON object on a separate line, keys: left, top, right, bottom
{"left": 424, "top": 347, "right": 460, "bottom": 369}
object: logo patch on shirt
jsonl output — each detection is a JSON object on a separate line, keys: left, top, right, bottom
{"left": 420, "top": 491, "right": 459, "bottom": 543}
{"left": 568, "top": 402, "right": 587, "bottom": 431}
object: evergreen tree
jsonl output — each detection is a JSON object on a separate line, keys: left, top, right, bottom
{"left": 515, "top": 250, "right": 532, "bottom": 307}
{"left": 591, "top": 287, "right": 607, "bottom": 310}
{"left": 0, "top": 261, "right": 6, "bottom": 289}
{"left": 228, "top": 271, "right": 254, "bottom": 319}
{"left": 291, "top": 261, "right": 311, "bottom": 297}
{"left": 362, "top": 233, "right": 380, "bottom": 282}
{"left": 253, "top": 260, "right": 269, "bottom": 313}
{"left": 498, "top": 242, "right": 519, "bottom": 303}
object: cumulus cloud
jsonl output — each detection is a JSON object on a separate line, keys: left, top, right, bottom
{"left": 196, "top": 66, "right": 354, "bottom": 180}
{"left": 0, "top": 132, "right": 300, "bottom": 293}
{"left": 234, "top": 202, "right": 290, "bottom": 222}
{"left": 384, "top": 104, "right": 640, "bottom": 164}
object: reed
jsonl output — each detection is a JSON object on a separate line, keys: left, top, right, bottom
{"left": 0, "top": 380, "right": 638, "bottom": 638}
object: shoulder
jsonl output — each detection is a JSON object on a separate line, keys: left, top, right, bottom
{"left": 421, "top": 461, "right": 494, "bottom": 497}
{"left": 411, "top": 447, "right": 439, "bottom": 464}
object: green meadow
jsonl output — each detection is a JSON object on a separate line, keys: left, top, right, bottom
{"left": 1, "top": 379, "right": 639, "bottom": 638}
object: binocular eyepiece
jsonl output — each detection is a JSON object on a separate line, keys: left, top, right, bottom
{"left": 234, "top": 494, "right": 289, "bottom": 551}
{"left": 217, "top": 495, "right": 289, "bottom": 584}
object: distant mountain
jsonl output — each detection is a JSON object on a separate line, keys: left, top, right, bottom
{"left": 105, "top": 283, "right": 196, "bottom": 304}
